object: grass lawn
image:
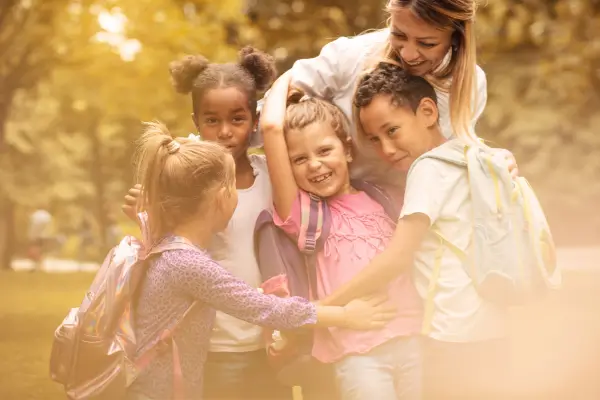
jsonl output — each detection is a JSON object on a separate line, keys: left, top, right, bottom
{"left": 0, "top": 272, "right": 92, "bottom": 400}
{"left": 1, "top": 269, "right": 600, "bottom": 399}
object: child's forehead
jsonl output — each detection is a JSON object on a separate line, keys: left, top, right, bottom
{"left": 362, "top": 95, "right": 412, "bottom": 117}
{"left": 200, "top": 86, "right": 251, "bottom": 111}
{"left": 286, "top": 122, "right": 343, "bottom": 149}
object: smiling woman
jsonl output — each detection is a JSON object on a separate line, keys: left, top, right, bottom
{"left": 383, "top": 0, "right": 478, "bottom": 142}
{"left": 388, "top": 8, "right": 455, "bottom": 77}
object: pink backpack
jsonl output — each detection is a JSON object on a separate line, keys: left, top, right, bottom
{"left": 50, "top": 220, "right": 198, "bottom": 400}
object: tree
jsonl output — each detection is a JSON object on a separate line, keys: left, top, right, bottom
{"left": 476, "top": 0, "right": 600, "bottom": 244}
{"left": 2, "top": 0, "right": 250, "bottom": 264}
{"left": 242, "top": 0, "right": 387, "bottom": 71}
{"left": 0, "top": 0, "right": 71, "bottom": 269}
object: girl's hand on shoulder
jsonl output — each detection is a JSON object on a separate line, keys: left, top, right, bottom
{"left": 342, "top": 294, "right": 397, "bottom": 330}
{"left": 121, "top": 184, "right": 143, "bottom": 222}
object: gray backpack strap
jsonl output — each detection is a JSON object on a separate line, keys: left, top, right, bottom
{"left": 407, "top": 140, "right": 468, "bottom": 179}
{"left": 419, "top": 154, "right": 467, "bottom": 167}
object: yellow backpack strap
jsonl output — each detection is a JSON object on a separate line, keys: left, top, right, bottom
{"left": 433, "top": 229, "right": 467, "bottom": 261}
{"left": 421, "top": 238, "right": 443, "bottom": 336}
{"left": 421, "top": 229, "right": 467, "bottom": 336}
{"left": 484, "top": 156, "right": 503, "bottom": 215}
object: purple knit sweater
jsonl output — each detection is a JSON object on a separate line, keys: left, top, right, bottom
{"left": 128, "top": 247, "right": 316, "bottom": 399}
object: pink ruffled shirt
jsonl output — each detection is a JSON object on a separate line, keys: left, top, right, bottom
{"left": 274, "top": 190, "right": 423, "bottom": 363}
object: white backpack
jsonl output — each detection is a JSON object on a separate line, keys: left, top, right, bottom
{"left": 408, "top": 140, "right": 561, "bottom": 308}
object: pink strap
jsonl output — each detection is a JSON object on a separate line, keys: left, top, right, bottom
{"left": 171, "top": 339, "right": 184, "bottom": 400}
{"left": 133, "top": 301, "right": 197, "bottom": 398}
{"left": 133, "top": 214, "right": 196, "bottom": 398}
{"left": 133, "top": 346, "right": 158, "bottom": 373}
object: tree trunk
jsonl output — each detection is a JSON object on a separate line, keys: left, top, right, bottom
{"left": 0, "top": 84, "right": 16, "bottom": 269}
{"left": 88, "top": 113, "right": 108, "bottom": 253}
{"left": 0, "top": 194, "right": 16, "bottom": 270}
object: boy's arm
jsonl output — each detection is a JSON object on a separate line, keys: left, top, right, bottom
{"left": 322, "top": 158, "right": 447, "bottom": 306}
{"left": 320, "top": 214, "right": 429, "bottom": 306}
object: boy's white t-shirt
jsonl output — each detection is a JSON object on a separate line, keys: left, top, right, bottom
{"left": 400, "top": 141, "right": 508, "bottom": 343}
{"left": 209, "top": 154, "right": 273, "bottom": 352}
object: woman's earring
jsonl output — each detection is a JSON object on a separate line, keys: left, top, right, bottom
{"left": 451, "top": 35, "right": 459, "bottom": 52}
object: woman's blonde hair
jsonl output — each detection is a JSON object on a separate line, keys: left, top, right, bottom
{"left": 134, "top": 121, "right": 234, "bottom": 242}
{"left": 375, "top": 0, "right": 479, "bottom": 141}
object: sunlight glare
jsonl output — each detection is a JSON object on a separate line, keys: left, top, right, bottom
{"left": 95, "top": 8, "right": 141, "bottom": 62}
{"left": 98, "top": 9, "right": 126, "bottom": 34}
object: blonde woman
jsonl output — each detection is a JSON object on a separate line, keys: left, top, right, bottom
{"left": 278, "top": 0, "right": 517, "bottom": 183}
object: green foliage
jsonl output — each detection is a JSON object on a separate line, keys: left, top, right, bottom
{"left": 1, "top": 0, "right": 249, "bottom": 260}
{"left": 241, "top": 0, "right": 387, "bottom": 71}
{"left": 0, "top": 0, "right": 598, "bottom": 265}
{"left": 475, "top": 1, "right": 600, "bottom": 243}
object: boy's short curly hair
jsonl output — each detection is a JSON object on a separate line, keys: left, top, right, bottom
{"left": 354, "top": 62, "right": 438, "bottom": 113}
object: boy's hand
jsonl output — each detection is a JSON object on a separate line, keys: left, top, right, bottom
{"left": 121, "top": 184, "right": 142, "bottom": 222}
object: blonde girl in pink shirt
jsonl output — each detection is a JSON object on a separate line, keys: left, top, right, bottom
{"left": 260, "top": 72, "right": 423, "bottom": 400}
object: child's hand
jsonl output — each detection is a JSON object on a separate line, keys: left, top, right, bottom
{"left": 121, "top": 184, "right": 142, "bottom": 222}
{"left": 259, "top": 71, "right": 292, "bottom": 132}
{"left": 342, "top": 294, "right": 397, "bottom": 330}
{"left": 272, "top": 70, "right": 292, "bottom": 89}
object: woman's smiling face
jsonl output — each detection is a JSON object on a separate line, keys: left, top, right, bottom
{"left": 388, "top": 7, "right": 454, "bottom": 76}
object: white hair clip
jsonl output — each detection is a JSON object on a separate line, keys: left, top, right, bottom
{"left": 187, "top": 133, "right": 201, "bottom": 142}
{"left": 166, "top": 140, "right": 181, "bottom": 154}
{"left": 299, "top": 94, "right": 311, "bottom": 102}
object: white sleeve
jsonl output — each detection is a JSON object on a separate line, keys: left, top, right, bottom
{"left": 288, "top": 36, "right": 356, "bottom": 100}
{"left": 289, "top": 30, "right": 389, "bottom": 101}
{"left": 399, "top": 159, "right": 449, "bottom": 225}
{"left": 255, "top": 35, "right": 364, "bottom": 134}
{"left": 472, "top": 65, "right": 488, "bottom": 127}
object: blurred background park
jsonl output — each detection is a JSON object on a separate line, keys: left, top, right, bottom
{"left": 0, "top": 0, "right": 599, "bottom": 399}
